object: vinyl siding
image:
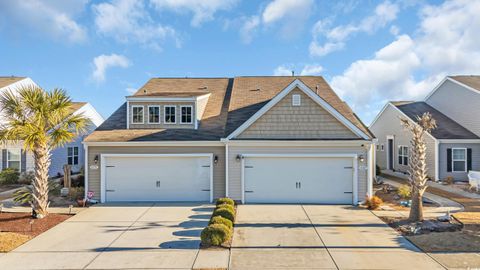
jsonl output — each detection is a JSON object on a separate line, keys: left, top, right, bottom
{"left": 370, "top": 104, "right": 437, "bottom": 179}
{"left": 129, "top": 102, "right": 196, "bottom": 129}
{"left": 426, "top": 80, "right": 480, "bottom": 137}
{"left": 237, "top": 89, "right": 359, "bottom": 139}
{"left": 87, "top": 146, "right": 225, "bottom": 201}
{"left": 227, "top": 144, "right": 369, "bottom": 203}
{"left": 438, "top": 143, "right": 480, "bottom": 181}
{"left": 49, "top": 135, "right": 85, "bottom": 177}
{"left": 0, "top": 141, "right": 35, "bottom": 172}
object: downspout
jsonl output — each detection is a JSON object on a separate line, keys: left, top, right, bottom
{"left": 83, "top": 143, "right": 88, "bottom": 200}
{"left": 221, "top": 138, "right": 229, "bottom": 197}
{"left": 435, "top": 139, "right": 439, "bottom": 181}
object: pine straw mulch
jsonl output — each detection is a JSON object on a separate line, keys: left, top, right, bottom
{"left": 0, "top": 212, "right": 72, "bottom": 252}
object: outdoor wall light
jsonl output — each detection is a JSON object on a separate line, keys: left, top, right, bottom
{"left": 93, "top": 155, "right": 99, "bottom": 164}
{"left": 236, "top": 154, "right": 242, "bottom": 162}
{"left": 358, "top": 155, "right": 365, "bottom": 162}
{"left": 214, "top": 155, "right": 218, "bottom": 164}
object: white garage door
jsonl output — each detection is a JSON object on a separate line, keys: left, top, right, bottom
{"left": 104, "top": 155, "right": 211, "bottom": 202}
{"left": 244, "top": 156, "right": 354, "bottom": 204}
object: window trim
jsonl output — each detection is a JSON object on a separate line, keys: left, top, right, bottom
{"left": 452, "top": 147, "right": 467, "bottom": 172}
{"left": 292, "top": 94, "right": 301, "bottom": 106}
{"left": 180, "top": 105, "right": 193, "bottom": 124}
{"left": 7, "top": 148, "right": 21, "bottom": 170}
{"left": 131, "top": 105, "right": 144, "bottom": 124}
{"left": 164, "top": 105, "right": 177, "bottom": 124}
{"left": 381, "top": 144, "right": 384, "bottom": 151}
{"left": 147, "top": 105, "right": 161, "bottom": 124}
{"left": 398, "top": 145, "right": 408, "bottom": 166}
{"left": 67, "top": 146, "right": 79, "bottom": 166}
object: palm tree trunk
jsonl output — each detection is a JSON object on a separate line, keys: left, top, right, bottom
{"left": 32, "top": 143, "right": 51, "bottom": 218}
{"left": 408, "top": 189, "right": 424, "bottom": 222}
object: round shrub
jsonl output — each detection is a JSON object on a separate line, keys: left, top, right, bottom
{"left": 397, "top": 184, "right": 411, "bottom": 199}
{"left": 201, "top": 224, "right": 231, "bottom": 247}
{"left": 212, "top": 207, "right": 235, "bottom": 222}
{"left": 366, "top": 195, "right": 383, "bottom": 210}
{"left": 216, "top": 197, "right": 235, "bottom": 206}
{"left": 216, "top": 203, "right": 234, "bottom": 213}
{"left": 209, "top": 215, "right": 233, "bottom": 230}
{"left": 0, "top": 168, "right": 20, "bottom": 185}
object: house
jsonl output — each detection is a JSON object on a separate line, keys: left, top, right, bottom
{"left": 83, "top": 76, "right": 375, "bottom": 204}
{"left": 370, "top": 75, "right": 480, "bottom": 182}
{"left": 0, "top": 76, "right": 104, "bottom": 177}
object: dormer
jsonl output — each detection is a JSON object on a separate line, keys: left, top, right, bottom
{"left": 126, "top": 92, "right": 211, "bottom": 130}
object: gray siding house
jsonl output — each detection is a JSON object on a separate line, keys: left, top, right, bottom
{"left": 370, "top": 75, "right": 480, "bottom": 181}
{"left": 84, "top": 76, "right": 375, "bottom": 204}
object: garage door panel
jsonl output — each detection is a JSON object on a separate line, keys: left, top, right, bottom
{"left": 105, "top": 156, "right": 211, "bottom": 202}
{"left": 244, "top": 156, "right": 353, "bottom": 204}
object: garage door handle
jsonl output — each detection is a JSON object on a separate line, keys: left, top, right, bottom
{"left": 245, "top": 190, "right": 254, "bottom": 193}
{"left": 344, "top": 191, "right": 353, "bottom": 194}
{"left": 202, "top": 165, "right": 211, "bottom": 168}
{"left": 202, "top": 189, "right": 210, "bottom": 192}
{"left": 106, "top": 165, "right": 115, "bottom": 168}
{"left": 344, "top": 166, "right": 353, "bottom": 169}
{"left": 245, "top": 166, "right": 254, "bottom": 168}
{"left": 106, "top": 189, "right": 115, "bottom": 192}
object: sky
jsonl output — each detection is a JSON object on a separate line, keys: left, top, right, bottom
{"left": 1, "top": 0, "right": 479, "bottom": 125}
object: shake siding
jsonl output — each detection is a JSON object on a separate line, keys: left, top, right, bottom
{"left": 227, "top": 145, "right": 368, "bottom": 202}
{"left": 129, "top": 102, "right": 196, "bottom": 129}
{"left": 439, "top": 143, "right": 480, "bottom": 181}
{"left": 426, "top": 80, "right": 480, "bottom": 137}
{"left": 87, "top": 146, "right": 225, "bottom": 200}
{"left": 370, "top": 105, "right": 437, "bottom": 179}
{"left": 237, "top": 89, "right": 358, "bottom": 139}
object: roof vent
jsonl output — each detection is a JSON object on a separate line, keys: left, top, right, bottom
{"left": 250, "top": 88, "right": 261, "bottom": 92}
{"left": 143, "top": 89, "right": 147, "bottom": 94}
{"left": 316, "top": 85, "right": 319, "bottom": 94}
{"left": 198, "top": 86, "right": 208, "bottom": 90}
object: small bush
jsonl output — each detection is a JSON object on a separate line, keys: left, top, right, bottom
{"left": 209, "top": 215, "right": 233, "bottom": 230}
{"left": 444, "top": 176, "right": 454, "bottom": 185}
{"left": 216, "top": 197, "right": 235, "bottom": 206}
{"left": 68, "top": 187, "right": 85, "bottom": 200}
{"left": 0, "top": 168, "right": 20, "bottom": 185}
{"left": 201, "top": 224, "right": 231, "bottom": 247}
{"left": 18, "top": 171, "right": 35, "bottom": 185}
{"left": 376, "top": 165, "right": 382, "bottom": 176}
{"left": 216, "top": 203, "right": 235, "bottom": 213}
{"left": 365, "top": 196, "right": 383, "bottom": 210}
{"left": 397, "top": 184, "right": 411, "bottom": 199}
{"left": 71, "top": 175, "right": 85, "bottom": 187}
{"left": 212, "top": 207, "right": 235, "bottom": 222}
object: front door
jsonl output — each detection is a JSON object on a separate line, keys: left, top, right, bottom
{"left": 387, "top": 139, "right": 394, "bottom": 170}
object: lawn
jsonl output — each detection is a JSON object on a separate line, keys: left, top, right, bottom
{"left": 0, "top": 212, "right": 71, "bottom": 252}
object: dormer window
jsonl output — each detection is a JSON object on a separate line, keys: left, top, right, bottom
{"left": 180, "top": 106, "right": 193, "bottom": 124}
{"left": 164, "top": 105, "right": 176, "bottom": 124}
{"left": 148, "top": 106, "right": 160, "bottom": 124}
{"left": 132, "top": 106, "right": 144, "bottom": 124}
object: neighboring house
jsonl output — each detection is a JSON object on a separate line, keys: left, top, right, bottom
{"left": 370, "top": 75, "right": 480, "bottom": 182}
{"left": 84, "top": 76, "right": 375, "bottom": 204}
{"left": 0, "top": 76, "right": 104, "bottom": 177}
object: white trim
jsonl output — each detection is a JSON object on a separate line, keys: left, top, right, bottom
{"left": 226, "top": 79, "right": 370, "bottom": 140}
{"left": 126, "top": 94, "right": 210, "bottom": 102}
{"left": 0, "top": 77, "right": 38, "bottom": 92}
{"left": 147, "top": 105, "right": 161, "bottom": 124}
{"left": 67, "top": 146, "right": 79, "bottom": 166}
{"left": 386, "top": 135, "right": 395, "bottom": 170}
{"left": 369, "top": 102, "right": 390, "bottom": 128}
{"left": 452, "top": 148, "right": 467, "bottom": 172}
{"left": 438, "top": 139, "right": 480, "bottom": 144}
{"left": 164, "top": 105, "right": 177, "bottom": 124}
{"left": 83, "top": 141, "right": 223, "bottom": 147}
{"left": 387, "top": 103, "right": 438, "bottom": 142}
{"left": 84, "top": 144, "right": 88, "bottom": 199}
{"left": 435, "top": 140, "right": 439, "bottom": 181}
{"left": 225, "top": 142, "right": 229, "bottom": 197}
{"left": 367, "top": 143, "right": 373, "bottom": 198}
{"left": 194, "top": 99, "right": 199, "bottom": 130}
{"left": 100, "top": 153, "right": 214, "bottom": 203}
{"left": 224, "top": 140, "right": 371, "bottom": 147}
{"left": 131, "top": 105, "right": 144, "bottom": 124}
{"left": 240, "top": 153, "right": 359, "bottom": 205}
{"left": 179, "top": 105, "right": 193, "bottom": 124}
{"left": 398, "top": 145, "right": 408, "bottom": 166}
{"left": 292, "top": 94, "right": 301, "bottom": 106}
{"left": 424, "top": 77, "right": 480, "bottom": 101}
{"left": 126, "top": 101, "right": 130, "bottom": 129}
{"left": 6, "top": 148, "right": 21, "bottom": 170}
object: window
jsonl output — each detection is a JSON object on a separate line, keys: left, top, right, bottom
{"left": 67, "top": 147, "right": 79, "bottom": 165}
{"left": 381, "top": 144, "right": 385, "bottom": 151}
{"left": 164, "top": 106, "right": 176, "bottom": 124}
{"left": 398, "top": 145, "right": 408, "bottom": 165}
{"left": 292, "top": 94, "right": 301, "bottom": 106}
{"left": 180, "top": 106, "right": 193, "bottom": 124}
{"left": 148, "top": 106, "right": 160, "bottom": 124}
{"left": 132, "top": 106, "right": 144, "bottom": 124}
{"left": 376, "top": 145, "right": 379, "bottom": 151}
{"left": 452, "top": 148, "right": 467, "bottom": 172}
{"left": 7, "top": 149, "right": 20, "bottom": 170}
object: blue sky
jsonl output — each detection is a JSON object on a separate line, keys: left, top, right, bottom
{"left": 1, "top": 0, "right": 479, "bottom": 125}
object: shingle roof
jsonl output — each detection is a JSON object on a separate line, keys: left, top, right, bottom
{"left": 393, "top": 101, "right": 479, "bottom": 139}
{"left": 450, "top": 75, "right": 480, "bottom": 92}
{"left": 0, "top": 77, "right": 26, "bottom": 89}
{"left": 85, "top": 76, "right": 372, "bottom": 142}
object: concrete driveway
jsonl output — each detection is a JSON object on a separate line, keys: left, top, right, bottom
{"left": 230, "top": 205, "right": 446, "bottom": 270}
{"left": 0, "top": 203, "right": 230, "bottom": 270}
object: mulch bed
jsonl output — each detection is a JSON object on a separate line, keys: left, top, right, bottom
{"left": 0, "top": 212, "right": 71, "bottom": 237}
{"left": 374, "top": 184, "right": 438, "bottom": 211}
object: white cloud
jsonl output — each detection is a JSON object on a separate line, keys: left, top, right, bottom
{"left": 151, "top": 0, "right": 238, "bottom": 27}
{"left": 239, "top": 16, "right": 260, "bottom": 44}
{"left": 92, "top": 0, "right": 178, "bottom": 50}
{"left": 126, "top": 87, "right": 137, "bottom": 94}
{"left": 0, "top": 0, "right": 87, "bottom": 43}
{"left": 330, "top": 0, "right": 480, "bottom": 124}
{"left": 273, "top": 63, "right": 324, "bottom": 76}
{"left": 310, "top": 1, "right": 399, "bottom": 57}
{"left": 92, "top": 54, "right": 130, "bottom": 83}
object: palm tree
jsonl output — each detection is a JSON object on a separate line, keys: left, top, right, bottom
{"left": 0, "top": 86, "right": 88, "bottom": 218}
{"left": 401, "top": 112, "right": 437, "bottom": 222}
